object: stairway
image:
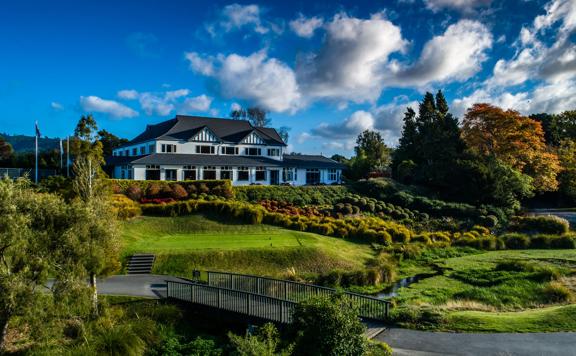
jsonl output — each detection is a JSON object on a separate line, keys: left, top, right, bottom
{"left": 127, "top": 254, "right": 155, "bottom": 274}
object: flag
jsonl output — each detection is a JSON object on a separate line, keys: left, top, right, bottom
{"left": 35, "top": 121, "right": 41, "bottom": 137}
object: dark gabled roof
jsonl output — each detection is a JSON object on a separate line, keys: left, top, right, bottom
{"left": 282, "top": 154, "right": 346, "bottom": 169}
{"left": 123, "top": 115, "right": 286, "bottom": 148}
{"left": 128, "top": 153, "right": 284, "bottom": 167}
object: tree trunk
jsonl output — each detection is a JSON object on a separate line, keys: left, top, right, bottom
{"left": 0, "top": 316, "right": 9, "bottom": 352}
{"left": 90, "top": 272, "right": 98, "bottom": 317}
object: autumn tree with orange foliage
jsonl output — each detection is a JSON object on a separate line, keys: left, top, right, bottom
{"left": 462, "top": 103, "right": 561, "bottom": 193}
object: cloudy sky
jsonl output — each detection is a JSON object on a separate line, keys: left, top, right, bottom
{"left": 1, "top": 0, "right": 575, "bottom": 156}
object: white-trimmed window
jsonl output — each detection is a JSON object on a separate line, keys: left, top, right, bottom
{"left": 145, "top": 165, "right": 160, "bottom": 180}
{"left": 237, "top": 166, "right": 249, "bottom": 181}
{"left": 196, "top": 145, "right": 215, "bottom": 154}
{"left": 306, "top": 168, "right": 320, "bottom": 185}
{"left": 203, "top": 166, "right": 217, "bottom": 180}
{"left": 245, "top": 147, "right": 261, "bottom": 156}
{"left": 255, "top": 166, "right": 266, "bottom": 181}
{"left": 282, "top": 168, "right": 294, "bottom": 182}
{"left": 220, "top": 166, "right": 232, "bottom": 180}
{"left": 161, "top": 144, "right": 177, "bottom": 153}
{"left": 328, "top": 169, "right": 338, "bottom": 181}
{"left": 183, "top": 165, "right": 197, "bottom": 180}
{"left": 267, "top": 148, "right": 280, "bottom": 156}
{"left": 221, "top": 146, "right": 239, "bottom": 155}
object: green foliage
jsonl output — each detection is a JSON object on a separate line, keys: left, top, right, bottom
{"left": 292, "top": 295, "right": 367, "bottom": 356}
{"left": 234, "top": 185, "right": 348, "bottom": 206}
{"left": 38, "top": 175, "right": 74, "bottom": 199}
{"left": 366, "top": 341, "right": 393, "bottom": 356}
{"left": 502, "top": 233, "right": 531, "bottom": 249}
{"left": 111, "top": 194, "right": 141, "bottom": 220}
{"left": 353, "top": 130, "right": 392, "bottom": 176}
{"left": 510, "top": 215, "right": 570, "bottom": 235}
{"left": 228, "top": 323, "right": 290, "bottom": 356}
{"left": 111, "top": 179, "right": 233, "bottom": 201}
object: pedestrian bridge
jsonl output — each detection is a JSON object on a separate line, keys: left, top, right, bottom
{"left": 166, "top": 271, "right": 391, "bottom": 324}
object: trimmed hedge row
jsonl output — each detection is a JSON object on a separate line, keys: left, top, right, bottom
{"left": 233, "top": 185, "right": 349, "bottom": 206}
{"left": 351, "top": 179, "right": 507, "bottom": 226}
{"left": 109, "top": 179, "right": 233, "bottom": 200}
{"left": 509, "top": 215, "right": 570, "bottom": 235}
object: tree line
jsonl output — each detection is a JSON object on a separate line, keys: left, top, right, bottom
{"left": 337, "top": 91, "right": 576, "bottom": 209}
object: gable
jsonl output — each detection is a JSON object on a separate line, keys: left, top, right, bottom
{"left": 191, "top": 127, "right": 219, "bottom": 142}
{"left": 241, "top": 131, "right": 265, "bottom": 145}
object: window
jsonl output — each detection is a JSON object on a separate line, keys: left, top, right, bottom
{"left": 221, "top": 146, "right": 239, "bottom": 155}
{"left": 306, "top": 168, "right": 320, "bottom": 185}
{"left": 220, "top": 166, "right": 232, "bottom": 180}
{"left": 245, "top": 147, "right": 261, "bottom": 156}
{"left": 328, "top": 169, "right": 338, "bottom": 181}
{"left": 183, "top": 165, "right": 196, "bottom": 180}
{"left": 203, "top": 166, "right": 217, "bottom": 180}
{"left": 145, "top": 165, "right": 160, "bottom": 180}
{"left": 149, "top": 144, "right": 155, "bottom": 153}
{"left": 267, "top": 148, "right": 280, "bottom": 156}
{"left": 161, "top": 144, "right": 177, "bottom": 153}
{"left": 282, "top": 168, "right": 294, "bottom": 182}
{"left": 196, "top": 145, "right": 215, "bottom": 154}
{"left": 237, "top": 167, "right": 249, "bottom": 181}
{"left": 140, "top": 146, "right": 145, "bottom": 155}
{"left": 132, "top": 148, "right": 137, "bottom": 156}
{"left": 255, "top": 167, "right": 266, "bottom": 181}
{"left": 165, "top": 169, "right": 177, "bottom": 181}
{"left": 125, "top": 149, "right": 129, "bottom": 156}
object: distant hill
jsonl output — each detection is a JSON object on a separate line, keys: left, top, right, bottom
{"left": 0, "top": 133, "right": 61, "bottom": 153}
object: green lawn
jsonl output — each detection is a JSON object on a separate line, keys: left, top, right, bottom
{"left": 121, "top": 215, "right": 375, "bottom": 278}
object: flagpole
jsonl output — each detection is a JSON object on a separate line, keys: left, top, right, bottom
{"left": 59, "top": 139, "right": 63, "bottom": 172}
{"left": 35, "top": 123, "right": 38, "bottom": 184}
{"left": 66, "top": 136, "right": 70, "bottom": 177}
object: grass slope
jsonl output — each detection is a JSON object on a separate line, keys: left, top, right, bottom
{"left": 121, "top": 215, "right": 374, "bottom": 278}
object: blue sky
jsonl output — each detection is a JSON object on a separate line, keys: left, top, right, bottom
{"left": 1, "top": 0, "right": 574, "bottom": 156}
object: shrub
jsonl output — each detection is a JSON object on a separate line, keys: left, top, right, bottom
{"left": 367, "top": 341, "right": 393, "bottom": 356}
{"left": 111, "top": 194, "right": 141, "bottom": 220}
{"left": 146, "top": 183, "right": 162, "bottom": 198}
{"left": 550, "top": 235, "right": 576, "bottom": 249}
{"left": 502, "top": 233, "right": 531, "bottom": 249}
{"left": 510, "top": 215, "right": 570, "bottom": 235}
{"left": 170, "top": 184, "right": 188, "bottom": 200}
{"left": 291, "top": 295, "right": 367, "bottom": 356}
{"left": 530, "top": 234, "right": 554, "bottom": 249}
{"left": 543, "top": 281, "right": 573, "bottom": 303}
{"left": 125, "top": 185, "right": 143, "bottom": 201}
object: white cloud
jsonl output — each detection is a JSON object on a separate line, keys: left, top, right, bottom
{"left": 164, "top": 89, "right": 190, "bottom": 101}
{"left": 388, "top": 20, "right": 493, "bottom": 87}
{"left": 219, "top": 3, "right": 268, "bottom": 34}
{"left": 50, "top": 101, "right": 64, "bottom": 111}
{"left": 117, "top": 89, "right": 139, "bottom": 100}
{"left": 452, "top": 79, "right": 576, "bottom": 118}
{"left": 186, "top": 50, "right": 301, "bottom": 112}
{"left": 181, "top": 95, "right": 213, "bottom": 113}
{"left": 487, "top": 0, "right": 576, "bottom": 88}
{"left": 296, "top": 12, "right": 407, "bottom": 103}
{"left": 79, "top": 96, "right": 138, "bottom": 118}
{"left": 185, "top": 52, "right": 215, "bottom": 76}
{"left": 230, "top": 102, "right": 242, "bottom": 111}
{"left": 373, "top": 99, "right": 419, "bottom": 145}
{"left": 138, "top": 92, "right": 175, "bottom": 116}
{"left": 423, "top": 0, "right": 492, "bottom": 14}
{"left": 311, "top": 110, "right": 375, "bottom": 139}
{"left": 289, "top": 14, "right": 323, "bottom": 38}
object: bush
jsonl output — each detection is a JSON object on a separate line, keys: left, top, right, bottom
{"left": 502, "top": 233, "right": 531, "bottom": 249}
{"left": 551, "top": 234, "right": 576, "bottom": 249}
{"left": 510, "top": 215, "right": 570, "bottom": 235}
{"left": 111, "top": 194, "right": 141, "bottom": 220}
{"left": 170, "top": 184, "right": 188, "bottom": 200}
{"left": 108, "top": 179, "right": 233, "bottom": 200}
{"left": 367, "top": 341, "right": 393, "bottom": 356}
{"left": 291, "top": 295, "right": 367, "bottom": 356}
{"left": 543, "top": 281, "right": 573, "bottom": 303}
{"left": 146, "top": 183, "right": 162, "bottom": 198}
{"left": 125, "top": 185, "right": 143, "bottom": 201}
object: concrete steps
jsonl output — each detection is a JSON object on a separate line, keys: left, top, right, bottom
{"left": 127, "top": 254, "right": 155, "bottom": 274}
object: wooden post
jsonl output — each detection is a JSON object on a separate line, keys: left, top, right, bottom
{"left": 218, "top": 289, "right": 222, "bottom": 309}
{"left": 257, "top": 277, "right": 261, "bottom": 295}
{"left": 247, "top": 294, "right": 252, "bottom": 315}
{"left": 284, "top": 283, "right": 288, "bottom": 300}
{"left": 230, "top": 274, "right": 233, "bottom": 289}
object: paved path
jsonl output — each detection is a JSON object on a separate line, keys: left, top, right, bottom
{"left": 376, "top": 328, "right": 576, "bottom": 356}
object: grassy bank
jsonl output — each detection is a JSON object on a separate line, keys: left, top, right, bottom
{"left": 121, "top": 215, "right": 374, "bottom": 278}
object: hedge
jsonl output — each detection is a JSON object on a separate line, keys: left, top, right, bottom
{"left": 509, "top": 215, "right": 570, "bottom": 235}
{"left": 233, "top": 185, "right": 349, "bottom": 206}
{"left": 108, "top": 179, "right": 234, "bottom": 200}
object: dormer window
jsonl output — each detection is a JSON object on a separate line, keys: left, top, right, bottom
{"left": 267, "top": 148, "right": 280, "bottom": 156}
{"left": 245, "top": 148, "right": 261, "bottom": 156}
{"left": 196, "top": 145, "right": 215, "bottom": 154}
{"left": 161, "top": 144, "right": 177, "bottom": 153}
{"left": 221, "top": 146, "right": 239, "bottom": 155}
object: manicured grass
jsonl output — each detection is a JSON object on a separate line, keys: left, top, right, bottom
{"left": 121, "top": 215, "right": 374, "bottom": 278}
{"left": 444, "top": 304, "right": 576, "bottom": 332}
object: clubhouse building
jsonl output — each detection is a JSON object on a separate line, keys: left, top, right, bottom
{"left": 107, "top": 115, "right": 344, "bottom": 186}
